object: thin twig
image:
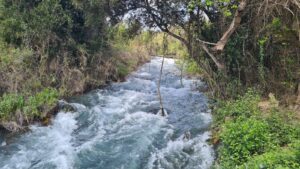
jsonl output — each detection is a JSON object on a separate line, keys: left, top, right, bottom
{"left": 157, "top": 34, "right": 167, "bottom": 116}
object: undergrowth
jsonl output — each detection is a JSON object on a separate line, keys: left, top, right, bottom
{"left": 0, "top": 88, "right": 59, "bottom": 124}
{"left": 213, "top": 89, "right": 300, "bottom": 168}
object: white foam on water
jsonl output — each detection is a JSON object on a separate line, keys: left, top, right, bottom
{"left": 200, "top": 112, "right": 213, "bottom": 124}
{"left": 1, "top": 141, "right": 6, "bottom": 147}
{"left": 147, "top": 131, "right": 214, "bottom": 169}
{"left": 74, "top": 90, "right": 153, "bottom": 153}
{"left": 190, "top": 132, "right": 215, "bottom": 169}
{"left": 46, "top": 113, "right": 78, "bottom": 169}
{"left": 1, "top": 112, "right": 77, "bottom": 169}
{"left": 133, "top": 72, "right": 153, "bottom": 80}
{"left": 111, "top": 111, "right": 167, "bottom": 136}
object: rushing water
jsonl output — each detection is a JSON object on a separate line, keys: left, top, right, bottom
{"left": 0, "top": 57, "right": 214, "bottom": 169}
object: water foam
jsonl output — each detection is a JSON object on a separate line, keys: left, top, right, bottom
{"left": 147, "top": 132, "right": 214, "bottom": 169}
{"left": 0, "top": 112, "right": 77, "bottom": 169}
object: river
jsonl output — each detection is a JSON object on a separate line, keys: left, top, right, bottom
{"left": 0, "top": 57, "right": 214, "bottom": 169}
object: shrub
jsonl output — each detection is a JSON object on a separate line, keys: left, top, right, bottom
{"left": 219, "top": 117, "right": 273, "bottom": 167}
{"left": 295, "top": 141, "right": 300, "bottom": 164}
{"left": 24, "top": 88, "right": 59, "bottom": 118}
{"left": 185, "top": 59, "right": 203, "bottom": 75}
{"left": 0, "top": 94, "right": 24, "bottom": 120}
{"left": 265, "top": 112, "right": 299, "bottom": 146}
{"left": 116, "top": 61, "right": 130, "bottom": 78}
{"left": 0, "top": 88, "right": 59, "bottom": 122}
{"left": 215, "top": 89, "right": 260, "bottom": 123}
{"left": 214, "top": 89, "right": 300, "bottom": 168}
{"left": 238, "top": 144, "right": 300, "bottom": 169}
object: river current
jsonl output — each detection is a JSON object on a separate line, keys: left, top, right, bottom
{"left": 0, "top": 57, "right": 214, "bottom": 169}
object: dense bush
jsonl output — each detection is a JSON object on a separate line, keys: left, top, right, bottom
{"left": 238, "top": 142, "right": 300, "bottom": 169}
{"left": 219, "top": 118, "right": 273, "bottom": 167}
{"left": 107, "top": 24, "right": 150, "bottom": 80}
{"left": 215, "top": 90, "right": 300, "bottom": 168}
{"left": 183, "top": 59, "right": 204, "bottom": 75}
{"left": 265, "top": 112, "right": 300, "bottom": 147}
{"left": 0, "top": 0, "right": 152, "bottom": 130}
{"left": 0, "top": 88, "right": 58, "bottom": 124}
{"left": 24, "top": 88, "right": 59, "bottom": 118}
{"left": 0, "top": 94, "right": 24, "bottom": 120}
{"left": 214, "top": 90, "right": 260, "bottom": 124}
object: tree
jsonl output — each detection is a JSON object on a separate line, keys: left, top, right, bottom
{"left": 105, "top": 0, "right": 248, "bottom": 71}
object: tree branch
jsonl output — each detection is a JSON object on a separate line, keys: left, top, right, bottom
{"left": 144, "top": 0, "right": 189, "bottom": 47}
{"left": 196, "top": 38, "right": 217, "bottom": 45}
{"left": 200, "top": 43, "right": 225, "bottom": 70}
{"left": 212, "top": 0, "right": 247, "bottom": 52}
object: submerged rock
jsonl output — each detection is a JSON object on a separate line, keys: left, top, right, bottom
{"left": 58, "top": 100, "right": 76, "bottom": 112}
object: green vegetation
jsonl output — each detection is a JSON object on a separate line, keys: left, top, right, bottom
{"left": 0, "top": 88, "right": 58, "bottom": 125}
{"left": 151, "top": 32, "right": 204, "bottom": 76}
{"left": 220, "top": 118, "right": 273, "bottom": 167}
{"left": 237, "top": 142, "right": 300, "bottom": 169}
{"left": 24, "top": 88, "right": 59, "bottom": 119}
{"left": 109, "top": 24, "right": 151, "bottom": 80}
{"left": 151, "top": 31, "right": 188, "bottom": 57}
{"left": 184, "top": 60, "right": 204, "bottom": 75}
{"left": 0, "top": 2, "right": 299, "bottom": 168}
{"left": 213, "top": 90, "right": 300, "bottom": 168}
{"left": 0, "top": 94, "right": 24, "bottom": 121}
{"left": 0, "top": 0, "right": 150, "bottom": 131}
{"left": 214, "top": 90, "right": 261, "bottom": 124}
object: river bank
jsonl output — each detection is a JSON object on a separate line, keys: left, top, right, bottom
{"left": 175, "top": 56, "right": 300, "bottom": 168}
{"left": 0, "top": 52, "right": 150, "bottom": 132}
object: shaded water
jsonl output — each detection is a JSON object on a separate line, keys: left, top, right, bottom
{"left": 0, "top": 57, "right": 214, "bottom": 169}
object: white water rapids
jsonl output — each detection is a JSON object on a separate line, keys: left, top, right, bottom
{"left": 0, "top": 57, "right": 214, "bottom": 169}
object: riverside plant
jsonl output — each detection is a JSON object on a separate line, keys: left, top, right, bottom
{"left": 0, "top": 88, "right": 59, "bottom": 131}
{"left": 214, "top": 89, "right": 300, "bottom": 168}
